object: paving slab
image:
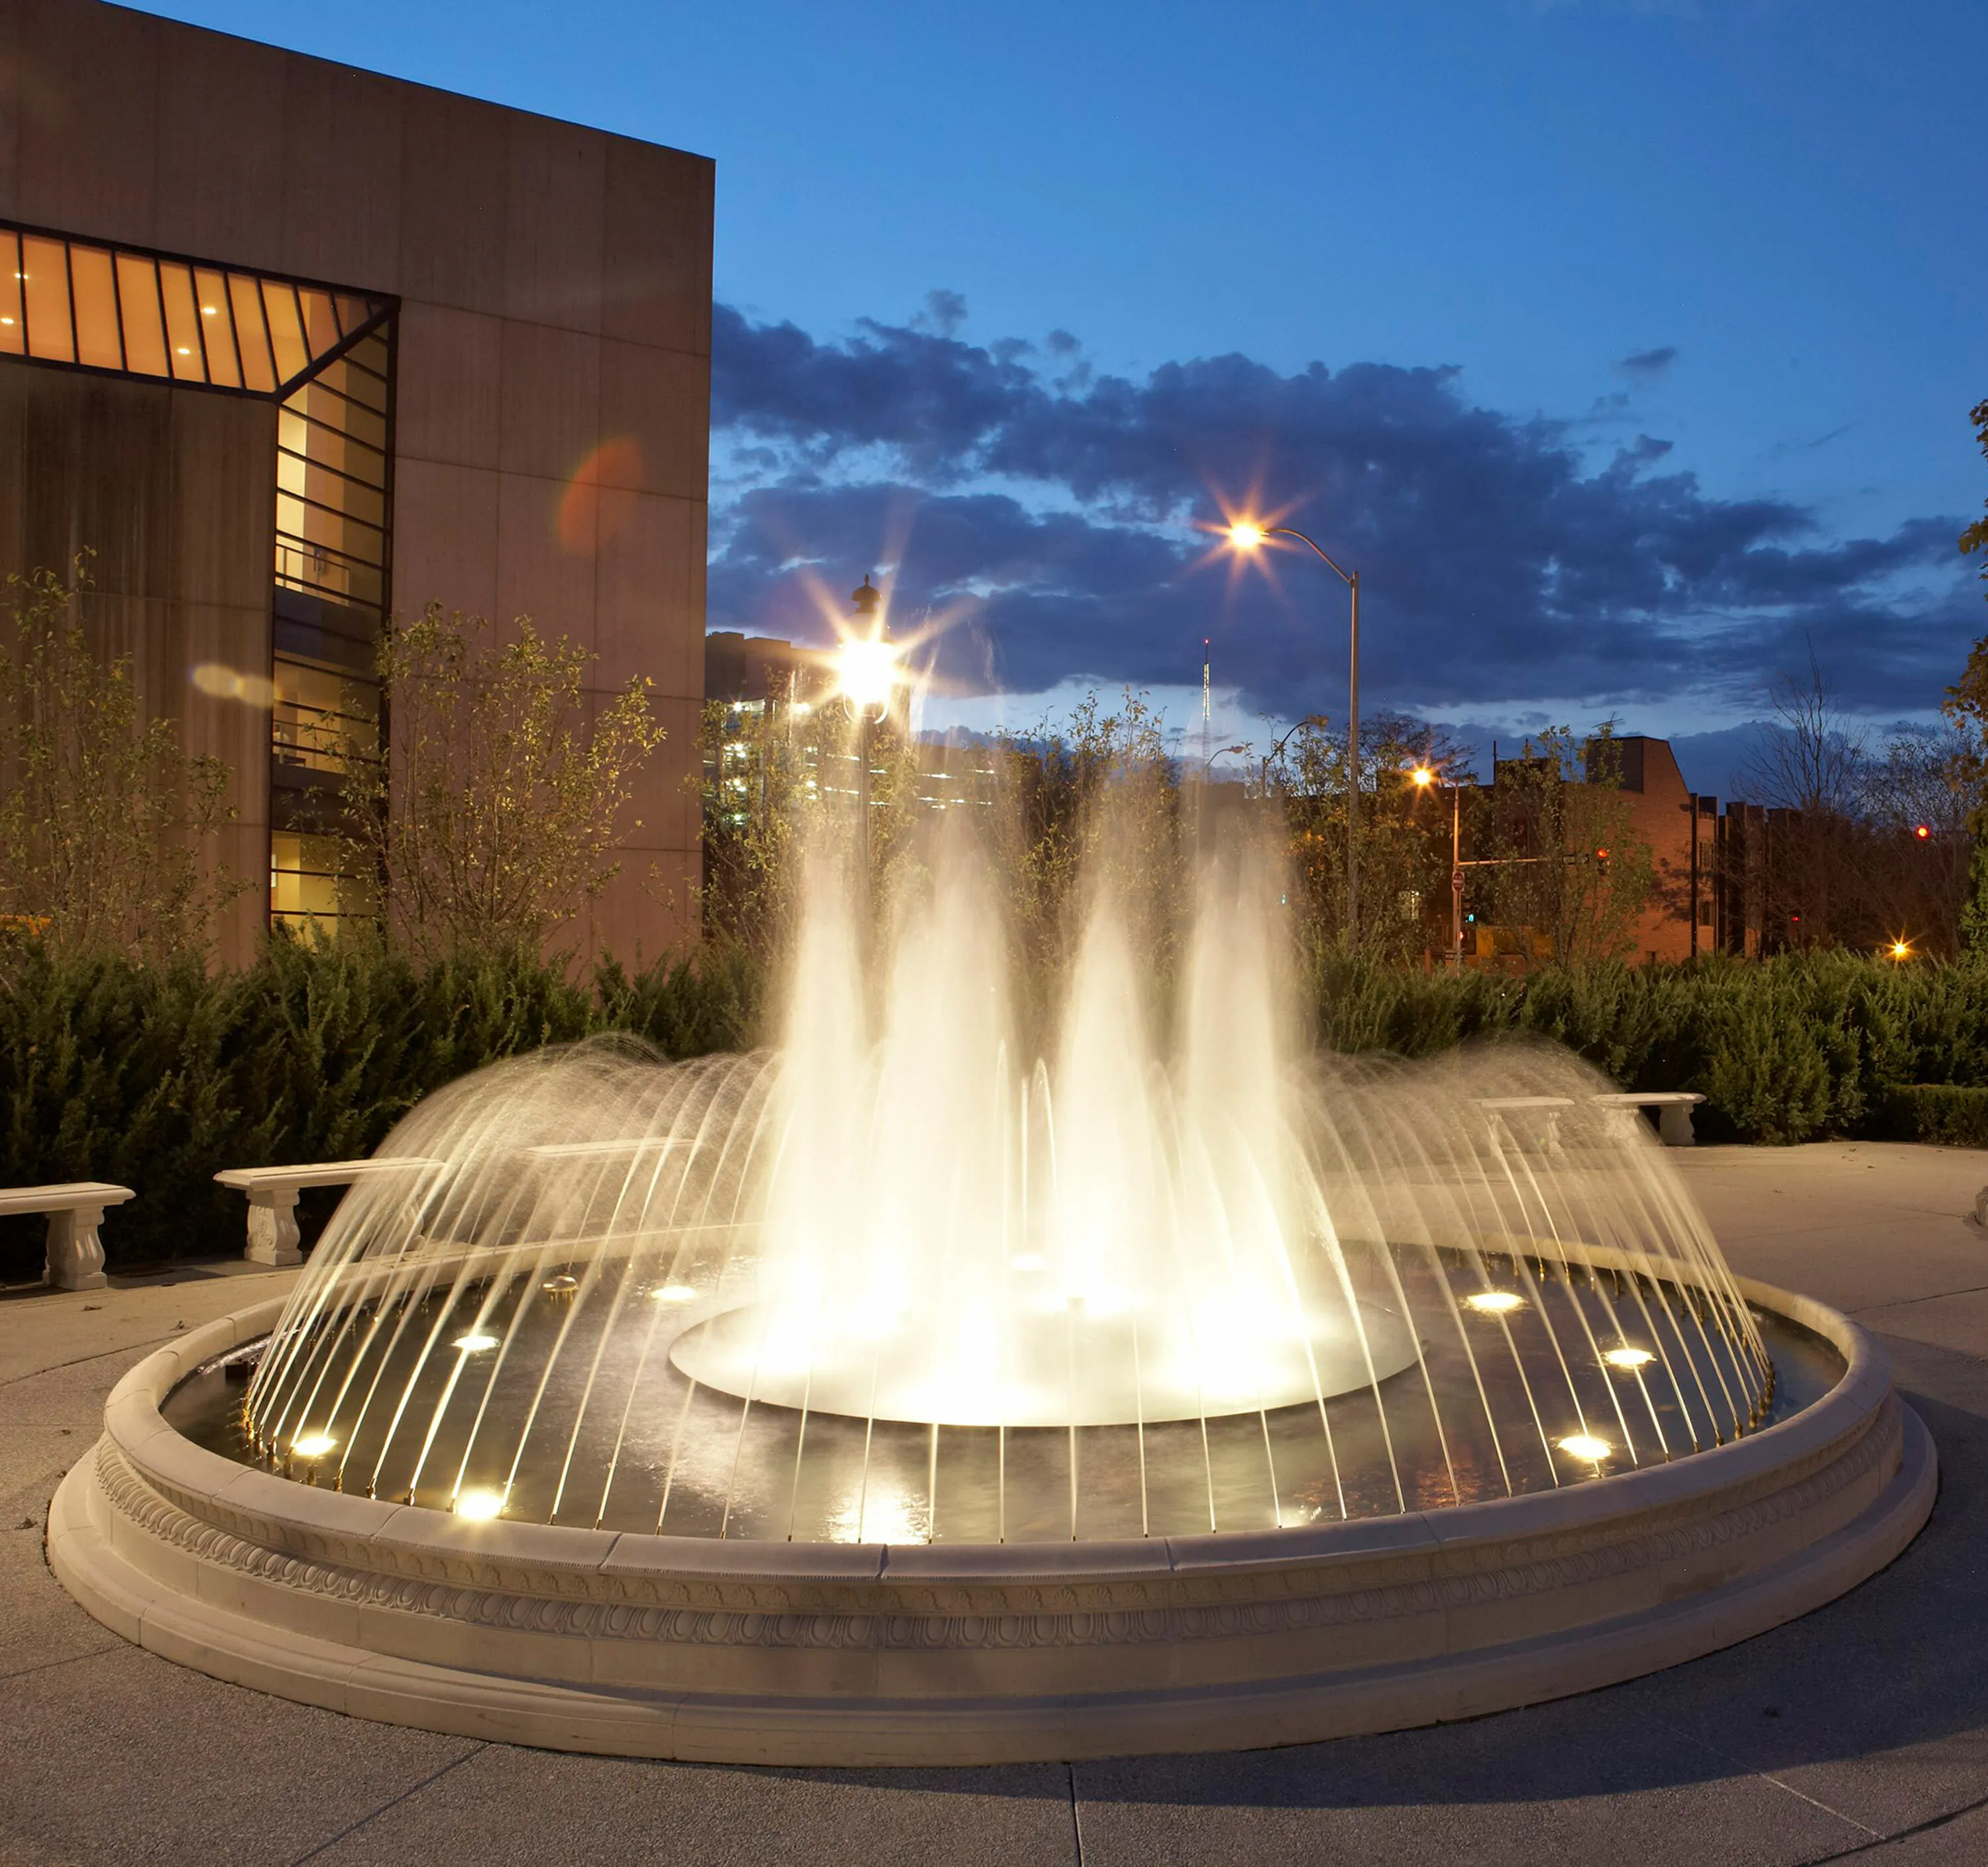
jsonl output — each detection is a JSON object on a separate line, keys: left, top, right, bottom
{"left": 300, "top": 1748, "right": 1075, "bottom": 1867}
{"left": 0, "top": 1142, "right": 1983, "bottom": 1865}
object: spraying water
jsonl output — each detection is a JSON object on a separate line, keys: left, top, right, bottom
{"left": 240, "top": 767, "right": 1767, "bottom": 1542}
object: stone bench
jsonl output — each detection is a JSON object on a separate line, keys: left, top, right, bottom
{"left": 1592, "top": 1091, "right": 1706, "bottom": 1147}
{"left": 0, "top": 1182, "right": 135, "bottom": 1291}
{"left": 1476, "top": 1096, "right": 1575, "bottom": 1151}
{"left": 214, "top": 1159, "right": 437, "bottom": 1266}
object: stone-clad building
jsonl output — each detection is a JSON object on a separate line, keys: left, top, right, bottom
{"left": 0, "top": 0, "right": 712, "bottom": 960}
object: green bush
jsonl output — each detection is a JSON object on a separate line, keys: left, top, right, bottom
{"left": 9, "top": 937, "right": 1988, "bottom": 1279}
{"left": 0, "top": 939, "right": 760, "bottom": 1278}
{"left": 1878, "top": 1084, "right": 1988, "bottom": 1147}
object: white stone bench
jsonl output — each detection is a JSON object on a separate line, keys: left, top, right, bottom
{"left": 214, "top": 1159, "right": 437, "bottom": 1266}
{"left": 1592, "top": 1091, "right": 1706, "bottom": 1147}
{"left": 1477, "top": 1096, "right": 1574, "bottom": 1151}
{"left": 0, "top": 1182, "right": 135, "bottom": 1291}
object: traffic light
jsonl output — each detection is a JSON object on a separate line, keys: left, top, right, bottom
{"left": 1594, "top": 847, "right": 1611, "bottom": 875}
{"left": 1914, "top": 824, "right": 1933, "bottom": 841}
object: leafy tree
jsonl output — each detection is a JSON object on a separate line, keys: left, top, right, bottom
{"left": 1948, "top": 398, "right": 1988, "bottom": 949}
{"left": 1256, "top": 709, "right": 1470, "bottom": 964}
{"left": 337, "top": 605, "right": 665, "bottom": 963}
{"left": 1477, "top": 726, "right": 1653, "bottom": 965}
{"left": 0, "top": 562, "right": 237, "bottom": 965}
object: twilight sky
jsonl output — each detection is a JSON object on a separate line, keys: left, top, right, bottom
{"left": 148, "top": 0, "right": 1988, "bottom": 786}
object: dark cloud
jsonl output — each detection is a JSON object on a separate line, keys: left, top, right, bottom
{"left": 708, "top": 309, "right": 1973, "bottom": 722}
{"left": 1617, "top": 345, "right": 1679, "bottom": 377}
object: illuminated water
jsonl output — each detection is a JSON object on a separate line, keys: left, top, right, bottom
{"left": 201, "top": 820, "right": 1775, "bottom": 1541}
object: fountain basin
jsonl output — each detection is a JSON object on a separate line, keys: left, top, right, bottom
{"left": 48, "top": 1276, "right": 1932, "bottom": 1766}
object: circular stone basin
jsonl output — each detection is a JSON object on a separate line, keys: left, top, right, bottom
{"left": 48, "top": 1273, "right": 1934, "bottom": 1767}
{"left": 667, "top": 1297, "right": 1423, "bottom": 1426}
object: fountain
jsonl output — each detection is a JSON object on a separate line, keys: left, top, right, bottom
{"left": 48, "top": 783, "right": 1934, "bottom": 1764}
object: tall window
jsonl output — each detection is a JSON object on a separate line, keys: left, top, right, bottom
{"left": 1, "top": 221, "right": 396, "bottom": 939}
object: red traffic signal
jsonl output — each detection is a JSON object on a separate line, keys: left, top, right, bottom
{"left": 1914, "top": 824, "right": 1932, "bottom": 841}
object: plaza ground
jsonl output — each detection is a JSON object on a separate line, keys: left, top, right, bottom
{"left": 3, "top": 1142, "right": 1985, "bottom": 1866}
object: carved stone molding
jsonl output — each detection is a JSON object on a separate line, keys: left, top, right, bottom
{"left": 47, "top": 1277, "right": 1936, "bottom": 1764}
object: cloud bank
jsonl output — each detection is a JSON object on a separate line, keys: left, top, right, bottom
{"left": 707, "top": 302, "right": 1974, "bottom": 725}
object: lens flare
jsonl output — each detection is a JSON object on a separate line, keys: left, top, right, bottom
{"left": 1557, "top": 1434, "right": 1612, "bottom": 1462}
{"left": 835, "top": 635, "right": 901, "bottom": 712}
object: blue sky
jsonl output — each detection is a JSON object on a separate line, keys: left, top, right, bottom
{"left": 144, "top": 0, "right": 1988, "bottom": 789}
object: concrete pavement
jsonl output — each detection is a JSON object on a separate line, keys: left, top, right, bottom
{"left": 2, "top": 1142, "right": 1985, "bottom": 1866}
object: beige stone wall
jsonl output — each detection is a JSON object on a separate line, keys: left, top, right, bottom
{"left": 0, "top": 0, "right": 712, "bottom": 961}
{"left": 0, "top": 363, "right": 276, "bottom": 965}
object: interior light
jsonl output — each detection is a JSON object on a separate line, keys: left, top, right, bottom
{"left": 1602, "top": 1346, "right": 1655, "bottom": 1370}
{"left": 292, "top": 1432, "right": 336, "bottom": 1458}
{"left": 1465, "top": 1290, "right": 1525, "bottom": 1314}
{"left": 1558, "top": 1433, "right": 1612, "bottom": 1462}
{"left": 452, "top": 1332, "right": 500, "bottom": 1352}
{"left": 453, "top": 1488, "right": 504, "bottom": 1520}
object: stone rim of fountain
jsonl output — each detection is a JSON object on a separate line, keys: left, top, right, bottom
{"left": 48, "top": 1270, "right": 1934, "bottom": 1766}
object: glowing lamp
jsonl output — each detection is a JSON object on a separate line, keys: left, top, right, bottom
{"left": 1889, "top": 939, "right": 1912, "bottom": 963}
{"left": 453, "top": 1488, "right": 505, "bottom": 1520}
{"left": 651, "top": 1284, "right": 698, "bottom": 1303}
{"left": 835, "top": 636, "right": 900, "bottom": 713}
{"left": 1409, "top": 765, "right": 1435, "bottom": 788}
{"left": 1557, "top": 1433, "right": 1612, "bottom": 1463}
{"left": 1914, "top": 824, "right": 1932, "bottom": 841}
{"left": 453, "top": 1332, "right": 500, "bottom": 1353}
{"left": 1465, "top": 1290, "right": 1525, "bottom": 1315}
{"left": 1227, "top": 521, "right": 1268, "bottom": 551}
{"left": 291, "top": 1433, "right": 336, "bottom": 1459}
{"left": 1602, "top": 1347, "right": 1655, "bottom": 1371}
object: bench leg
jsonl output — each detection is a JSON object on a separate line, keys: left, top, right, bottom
{"left": 1658, "top": 1103, "right": 1697, "bottom": 1147}
{"left": 246, "top": 1190, "right": 303, "bottom": 1266}
{"left": 44, "top": 1206, "right": 107, "bottom": 1291}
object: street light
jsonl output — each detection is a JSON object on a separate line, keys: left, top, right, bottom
{"left": 1227, "top": 519, "right": 1362, "bottom": 946}
{"left": 834, "top": 574, "right": 901, "bottom": 886}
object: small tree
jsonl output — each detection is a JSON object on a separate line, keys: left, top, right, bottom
{"left": 0, "top": 563, "right": 236, "bottom": 964}
{"left": 1480, "top": 726, "right": 1653, "bottom": 964}
{"left": 340, "top": 605, "right": 665, "bottom": 962}
{"left": 1948, "top": 398, "right": 1988, "bottom": 949}
{"left": 1258, "top": 710, "right": 1472, "bottom": 963}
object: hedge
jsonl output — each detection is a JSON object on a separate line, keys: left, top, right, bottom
{"left": 5, "top": 939, "right": 1987, "bottom": 1277}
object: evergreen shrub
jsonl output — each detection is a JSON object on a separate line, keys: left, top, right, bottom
{"left": 6, "top": 938, "right": 1986, "bottom": 1278}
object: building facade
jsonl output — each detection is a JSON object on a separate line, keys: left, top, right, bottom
{"left": 0, "top": 0, "right": 712, "bottom": 961}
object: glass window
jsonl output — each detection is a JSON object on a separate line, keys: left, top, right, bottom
{"left": 192, "top": 268, "right": 241, "bottom": 387}
{"left": 298, "top": 287, "right": 341, "bottom": 357}
{"left": 68, "top": 244, "right": 122, "bottom": 370}
{"left": 115, "top": 252, "right": 167, "bottom": 376}
{"left": 262, "top": 278, "right": 309, "bottom": 386}
{"left": 0, "top": 230, "right": 22, "bottom": 356}
{"left": 20, "top": 235, "right": 73, "bottom": 362}
{"left": 0, "top": 223, "right": 388, "bottom": 390}
{"left": 272, "top": 653, "right": 380, "bottom": 776}
{"left": 158, "top": 262, "right": 206, "bottom": 382}
{"left": 227, "top": 272, "right": 275, "bottom": 392}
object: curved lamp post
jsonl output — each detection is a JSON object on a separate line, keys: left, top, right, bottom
{"left": 1227, "top": 522, "right": 1362, "bottom": 945}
